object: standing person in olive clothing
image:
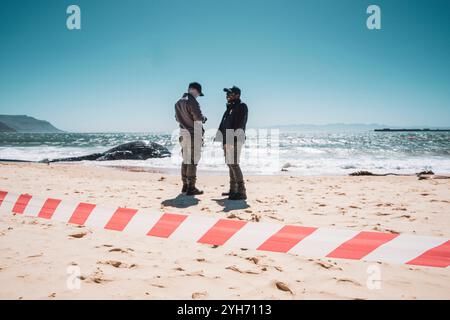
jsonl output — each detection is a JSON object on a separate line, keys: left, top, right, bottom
{"left": 215, "top": 86, "right": 248, "bottom": 200}
{"left": 175, "top": 82, "right": 207, "bottom": 195}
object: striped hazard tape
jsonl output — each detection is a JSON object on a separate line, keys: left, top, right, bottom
{"left": 0, "top": 190, "right": 449, "bottom": 268}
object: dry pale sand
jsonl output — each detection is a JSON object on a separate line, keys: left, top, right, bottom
{"left": 0, "top": 162, "right": 449, "bottom": 300}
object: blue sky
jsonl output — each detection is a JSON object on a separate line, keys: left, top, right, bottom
{"left": 0, "top": 0, "right": 449, "bottom": 132}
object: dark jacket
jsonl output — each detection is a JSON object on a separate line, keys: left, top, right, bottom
{"left": 216, "top": 99, "right": 248, "bottom": 145}
{"left": 175, "top": 93, "right": 206, "bottom": 134}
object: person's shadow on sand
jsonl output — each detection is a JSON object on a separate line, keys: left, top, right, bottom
{"left": 161, "top": 194, "right": 199, "bottom": 209}
{"left": 212, "top": 198, "right": 250, "bottom": 212}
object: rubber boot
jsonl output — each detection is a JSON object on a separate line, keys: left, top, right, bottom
{"left": 222, "top": 183, "right": 237, "bottom": 196}
{"left": 181, "top": 164, "right": 188, "bottom": 193}
{"left": 228, "top": 182, "right": 247, "bottom": 200}
{"left": 186, "top": 177, "right": 203, "bottom": 196}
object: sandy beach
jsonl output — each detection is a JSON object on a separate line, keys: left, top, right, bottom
{"left": 0, "top": 162, "right": 449, "bottom": 300}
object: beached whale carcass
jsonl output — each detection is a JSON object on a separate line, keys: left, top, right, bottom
{"left": 43, "top": 140, "right": 171, "bottom": 163}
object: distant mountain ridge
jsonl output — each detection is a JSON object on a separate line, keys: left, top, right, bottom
{"left": 0, "top": 115, "right": 63, "bottom": 133}
{"left": 0, "top": 121, "right": 16, "bottom": 132}
{"left": 267, "top": 123, "right": 450, "bottom": 131}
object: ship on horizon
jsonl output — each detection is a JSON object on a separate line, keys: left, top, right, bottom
{"left": 375, "top": 128, "right": 450, "bottom": 132}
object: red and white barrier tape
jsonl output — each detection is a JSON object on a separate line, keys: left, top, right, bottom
{"left": 0, "top": 190, "right": 449, "bottom": 268}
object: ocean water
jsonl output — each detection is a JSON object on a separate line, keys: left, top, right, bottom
{"left": 0, "top": 131, "right": 449, "bottom": 175}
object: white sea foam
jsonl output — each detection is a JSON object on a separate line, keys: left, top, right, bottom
{"left": 1, "top": 131, "right": 449, "bottom": 175}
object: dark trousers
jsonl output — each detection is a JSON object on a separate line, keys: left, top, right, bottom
{"left": 227, "top": 164, "right": 244, "bottom": 192}
{"left": 224, "top": 144, "right": 245, "bottom": 193}
{"left": 180, "top": 134, "right": 202, "bottom": 187}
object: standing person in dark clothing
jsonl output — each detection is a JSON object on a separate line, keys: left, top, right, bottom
{"left": 175, "top": 82, "right": 207, "bottom": 195}
{"left": 215, "top": 86, "right": 248, "bottom": 200}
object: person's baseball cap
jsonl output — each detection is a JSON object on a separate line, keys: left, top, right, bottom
{"left": 223, "top": 86, "right": 241, "bottom": 95}
{"left": 188, "top": 82, "right": 204, "bottom": 96}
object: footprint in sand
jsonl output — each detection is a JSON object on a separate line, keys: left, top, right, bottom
{"left": 274, "top": 266, "right": 283, "bottom": 272}
{"left": 226, "top": 265, "right": 261, "bottom": 275}
{"left": 372, "top": 226, "right": 399, "bottom": 234}
{"left": 108, "top": 247, "right": 133, "bottom": 254}
{"left": 192, "top": 291, "right": 208, "bottom": 299}
{"left": 185, "top": 270, "right": 205, "bottom": 277}
{"left": 69, "top": 232, "right": 88, "bottom": 239}
{"left": 333, "top": 277, "right": 362, "bottom": 287}
{"left": 98, "top": 260, "right": 137, "bottom": 269}
{"left": 267, "top": 215, "right": 284, "bottom": 221}
{"left": 314, "top": 261, "right": 343, "bottom": 271}
{"left": 227, "top": 213, "right": 242, "bottom": 220}
{"left": 376, "top": 203, "right": 394, "bottom": 207}
{"left": 246, "top": 257, "right": 259, "bottom": 265}
{"left": 275, "top": 281, "right": 293, "bottom": 294}
{"left": 375, "top": 212, "right": 391, "bottom": 216}
{"left": 0, "top": 227, "right": 14, "bottom": 236}
{"left": 87, "top": 268, "right": 113, "bottom": 284}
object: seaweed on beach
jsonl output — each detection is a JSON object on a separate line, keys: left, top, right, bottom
{"left": 349, "top": 170, "right": 437, "bottom": 178}
{"left": 416, "top": 170, "right": 435, "bottom": 176}
{"left": 349, "top": 171, "right": 396, "bottom": 176}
